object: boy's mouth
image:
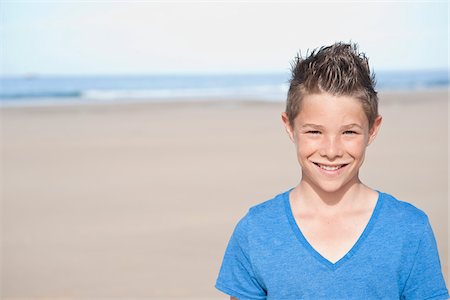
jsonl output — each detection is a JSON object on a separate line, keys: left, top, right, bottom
{"left": 313, "top": 162, "right": 349, "bottom": 171}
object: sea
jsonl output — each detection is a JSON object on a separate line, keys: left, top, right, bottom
{"left": 0, "top": 70, "right": 448, "bottom": 107}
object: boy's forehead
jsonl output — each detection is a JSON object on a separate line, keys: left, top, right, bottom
{"left": 300, "top": 93, "right": 365, "bottom": 112}
{"left": 295, "top": 93, "right": 368, "bottom": 126}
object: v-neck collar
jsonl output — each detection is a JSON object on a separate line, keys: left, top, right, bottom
{"left": 283, "top": 188, "right": 384, "bottom": 271}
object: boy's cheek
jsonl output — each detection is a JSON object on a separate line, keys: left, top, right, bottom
{"left": 296, "top": 144, "right": 314, "bottom": 155}
{"left": 351, "top": 140, "right": 370, "bottom": 152}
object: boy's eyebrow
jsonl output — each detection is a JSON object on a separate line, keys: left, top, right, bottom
{"left": 300, "top": 123, "right": 363, "bottom": 129}
{"left": 300, "top": 123, "right": 324, "bottom": 129}
{"left": 342, "top": 123, "right": 363, "bottom": 129}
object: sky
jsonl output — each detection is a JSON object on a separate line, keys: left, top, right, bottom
{"left": 0, "top": 1, "right": 448, "bottom": 76}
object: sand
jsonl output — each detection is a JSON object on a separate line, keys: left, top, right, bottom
{"left": 1, "top": 89, "right": 448, "bottom": 299}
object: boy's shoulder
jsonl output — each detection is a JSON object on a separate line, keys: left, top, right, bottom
{"left": 236, "top": 189, "right": 290, "bottom": 228}
{"left": 378, "top": 191, "right": 430, "bottom": 226}
{"left": 232, "top": 189, "right": 291, "bottom": 239}
{"left": 247, "top": 189, "right": 290, "bottom": 217}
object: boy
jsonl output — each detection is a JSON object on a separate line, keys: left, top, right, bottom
{"left": 215, "top": 43, "right": 449, "bottom": 299}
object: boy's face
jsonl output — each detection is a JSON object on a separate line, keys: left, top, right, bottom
{"left": 282, "top": 93, "right": 382, "bottom": 194}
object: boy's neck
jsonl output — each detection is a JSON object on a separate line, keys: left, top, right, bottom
{"left": 292, "top": 180, "right": 374, "bottom": 215}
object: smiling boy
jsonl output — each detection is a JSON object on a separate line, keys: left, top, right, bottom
{"left": 215, "top": 43, "right": 448, "bottom": 299}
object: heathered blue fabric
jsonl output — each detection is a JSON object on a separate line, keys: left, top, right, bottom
{"left": 215, "top": 190, "right": 449, "bottom": 300}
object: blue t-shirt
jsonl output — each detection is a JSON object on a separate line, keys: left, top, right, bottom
{"left": 216, "top": 190, "right": 449, "bottom": 299}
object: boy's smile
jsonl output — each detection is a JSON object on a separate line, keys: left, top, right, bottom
{"left": 313, "top": 162, "right": 349, "bottom": 174}
{"left": 282, "top": 93, "right": 382, "bottom": 194}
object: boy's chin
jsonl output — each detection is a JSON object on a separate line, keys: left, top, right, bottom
{"left": 309, "top": 180, "right": 354, "bottom": 194}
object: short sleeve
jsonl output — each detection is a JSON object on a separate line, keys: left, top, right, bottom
{"left": 215, "top": 214, "right": 266, "bottom": 300}
{"left": 401, "top": 217, "right": 449, "bottom": 299}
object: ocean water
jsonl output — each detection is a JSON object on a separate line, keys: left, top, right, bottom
{"left": 0, "top": 70, "right": 448, "bottom": 106}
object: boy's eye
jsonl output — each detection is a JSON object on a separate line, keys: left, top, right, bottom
{"left": 343, "top": 130, "right": 357, "bottom": 135}
{"left": 306, "top": 130, "right": 321, "bottom": 135}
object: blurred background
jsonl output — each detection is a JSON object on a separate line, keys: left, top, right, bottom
{"left": 0, "top": 1, "right": 448, "bottom": 299}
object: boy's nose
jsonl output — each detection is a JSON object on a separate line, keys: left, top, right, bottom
{"left": 319, "top": 136, "right": 344, "bottom": 159}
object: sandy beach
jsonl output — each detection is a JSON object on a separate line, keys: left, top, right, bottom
{"left": 1, "top": 89, "right": 448, "bottom": 299}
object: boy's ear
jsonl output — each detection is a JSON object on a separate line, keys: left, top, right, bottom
{"left": 281, "top": 112, "right": 295, "bottom": 142}
{"left": 368, "top": 115, "right": 382, "bottom": 145}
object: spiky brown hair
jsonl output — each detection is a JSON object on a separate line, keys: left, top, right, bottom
{"left": 286, "top": 42, "right": 378, "bottom": 129}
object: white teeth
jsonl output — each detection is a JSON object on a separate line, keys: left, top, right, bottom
{"left": 318, "top": 164, "right": 342, "bottom": 171}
